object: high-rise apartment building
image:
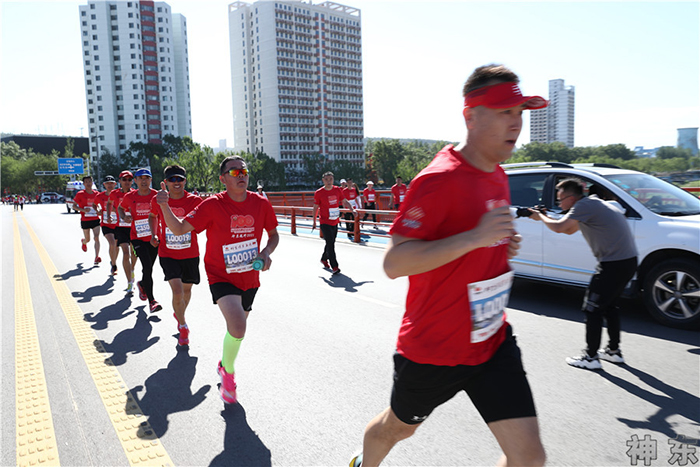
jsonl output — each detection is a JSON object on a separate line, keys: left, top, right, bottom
{"left": 228, "top": 0, "right": 364, "bottom": 171}
{"left": 79, "top": 0, "right": 191, "bottom": 168}
{"left": 530, "top": 79, "right": 575, "bottom": 148}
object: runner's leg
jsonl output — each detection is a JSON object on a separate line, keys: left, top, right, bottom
{"left": 488, "top": 416, "right": 546, "bottom": 467}
{"left": 105, "top": 233, "right": 118, "bottom": 269}
{"left": 92, "top": 225, "right": 101, "bottom": 259}
{"left": 361, "top": 407, "right": 420, "bottom": 467}
{"left": 217, "top": 294, "right": 248, "bottom": 373}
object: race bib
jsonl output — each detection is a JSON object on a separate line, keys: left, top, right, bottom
{"left": 118, "top": 216, "right": 131, "bottom": 227}
{"left": 103, "top": 210, "right": 118, "bottom": 224}
{"left": 134, "top": 218, "right": 151, "bottom": 238}
{"left": 84, "top": 206, "right": 98, "bottom": 218}
{"left": 328, "top": 207, "right": 340, "bottom": 220}
{"left": 399, "top": 194, "right": 405, "bottom": 202}
{"left": 467, "top": 270, "right": 513, "bottom": 343}
{"left": 165, "top": 227, "right": 191, "bottom": 250}
{"left": 367, "top": 194, "right": 375, "bottom": 202}
{"left": 223, "top": 239, "right": 259, "bottom": 274}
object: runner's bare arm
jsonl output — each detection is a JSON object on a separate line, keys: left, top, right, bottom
{"left": 312, "top": 204, "right": 319, "bottom": 228}
{"left": 148, "top": 213, "right": 159, "bottom": 245}
{"left": 155, "top": 182, "right": 195, "bottom": 236}
{"left": 258, "top": 228, "right": 280, "bottom": 271}
{"left": 383, "top": 206, "right": 516, "bottom": 279}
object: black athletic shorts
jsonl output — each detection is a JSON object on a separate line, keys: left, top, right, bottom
{"left": 115, "top": 227, "right": 131, "bottom": 246}
{"left": 160, "top": 256, "right": 200, "bottom": 284}
{"left": 101, "top": 225, "right": 117, "bottom": 237}
{"left": 390, "top": 325, "right": 536, "bottom": 425}
{"left": 209, "top": 282, "right": 258, "bottom": 310}
{"left": 81, "top": 219, "right": 100, "bottom": 230}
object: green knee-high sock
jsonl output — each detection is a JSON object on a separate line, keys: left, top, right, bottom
{"left": 222, "top": 332, "right": 243, "bottom": 374}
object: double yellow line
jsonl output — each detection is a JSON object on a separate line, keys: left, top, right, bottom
{"left": 13, "top": 212, "right": 173, "bottom": 467}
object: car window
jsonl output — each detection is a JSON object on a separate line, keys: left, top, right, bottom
{"left": 604, "top": 173, "right": 700, "bottom": 216}
{"left": 509, "top": 174, "right": 546, "bottom": 207}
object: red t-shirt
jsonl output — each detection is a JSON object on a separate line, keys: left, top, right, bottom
{"left": 150, "top": 192, "right": 203, "bottom": 259}
{"left": 94, "top": 191, "right": 118, "bottom": 227}
{"left": 363, "top": 188, "right": 376, "bottom": 203}
{"left": 390, "top": 145, "right": 512, "bottom": 366}
{"left": 120, "top": 189, "right": 157, "bottom": 241}
{"left": 314, "top": 186, "right": 346, "bottom": 226}
{"left": 185, "top": 191, "right": 278, "bottom": 290}
{"left": 343, "top": 187, "right": 358, "bottom": 203}
{"left": 391, "top": 183, "right": 407, "bottom": 206}
{"left": 73, "top": 190, "right": 99, "bottom": 221}
{"left": 111, "top": 189, "right": 135, "bottom": 228}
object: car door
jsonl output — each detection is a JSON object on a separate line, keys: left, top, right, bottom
{"left": 508, "top": 173, "right": 548, "bottom": 278}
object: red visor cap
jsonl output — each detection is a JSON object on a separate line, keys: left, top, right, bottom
{"left": 465, "top": 82, "right": 548, "bottom": 110}
{"left": 119, "top": 170, "right": 134, "bottom": 179}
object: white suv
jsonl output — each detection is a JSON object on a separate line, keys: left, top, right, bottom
{"left": 505, "top": 162, "right": 700, "bottom": 329}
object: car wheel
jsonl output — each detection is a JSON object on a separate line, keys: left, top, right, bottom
{"left": 643, "top": 258, "right": 700, "bottom": 329}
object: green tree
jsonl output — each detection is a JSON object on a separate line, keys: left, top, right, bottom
{"left": 96, "top": 148, "right": 123, "bottom": 180}
{"left": 656, "top": 146, "right": 692, "bottom": 160}
{"left": 370, "top": 139, "right": 405, "bottom": 185}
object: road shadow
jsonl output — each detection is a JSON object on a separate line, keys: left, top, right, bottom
{"left": 55, "top": 263, "right": 95, "bottom": 281}
{"left": 509, "top": 278, "right": 699, "bottom": 346}
{"left": 599, "top": 364, "right": 700, "bottom": 442}
{"left": 72, "top": 275, "right": 116, "bottom": 303}
{"left": 127, "top": 349, "right": 211, "bottom": 438}
{"left": 93, "top": 307, "right": 159, "bottom": 366}
{"left": 83, "top": 294, "right": 135, "bottom": 330}
{"left": 209, "top": 404, "right": 272, "bottom": 467}
{"left": 320, "top": 273, "right": 373, "bottom": 292}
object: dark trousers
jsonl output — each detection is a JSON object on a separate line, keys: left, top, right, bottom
{"left": 320, "top": 224, "right": 339, "bottom": 269}
{"left": 583, "top": 256, "right": 637, "bottom": 356}
{"left": 344, "top": 212, "right": 355, "bottom": 237}
{"left": 362, "top": 202, "right": 377, "bottom": 222}
{"left": 132, "top": 239, "right": 159, "bottom": 302}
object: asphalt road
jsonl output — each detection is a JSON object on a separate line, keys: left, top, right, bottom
{"left": 2, "top": 203, "right": 698, "bottom": 466}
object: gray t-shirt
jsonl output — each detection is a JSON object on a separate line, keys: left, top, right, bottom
{"left": 565, "top": 195, "right": 638, "bottom": 262}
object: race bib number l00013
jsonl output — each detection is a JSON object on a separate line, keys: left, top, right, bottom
{"left": 467, "top": 270, "right": 513, "bottom": 343}
{"left": 223, "top": 239, "right": 259, "bottom": 274}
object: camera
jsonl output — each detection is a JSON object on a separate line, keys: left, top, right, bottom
{"left": 515, "top": 205, "right": 545, "bottom": 218}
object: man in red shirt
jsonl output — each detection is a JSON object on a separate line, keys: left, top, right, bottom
{"left": 149, "top": 165, "right": 203, "bottom": 347}
{"left": 112, "top": 171, "right": 138, "bottom": 292}
{"left": 362, "top": 181, "right": 377, "bottom": 226}
{"left": 155, "top": 156, "right": 279, "bottom": 405}
{"left": 342, "top": 177, "right": 360, "bottom": 239}
{"left": 119, "top": 168, "right": 161, "bottom": 313}
{"left": 351, "top": 65, "right": 547, "bottom": 467}
{"left": 389, "top": 177, "right": 407, "bottom": 210}
{"left": 312, "top": 171, "right": 355, "bottom": 274}
{"left": 72, "top": 175, "right": 102, "bottom": 265}
{"left": 93, "top": 175, "right": 119, "bottom": 275}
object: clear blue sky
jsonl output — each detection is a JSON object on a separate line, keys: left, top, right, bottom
{"left": 1, "top": 0, "right": 698, "bottom": 151}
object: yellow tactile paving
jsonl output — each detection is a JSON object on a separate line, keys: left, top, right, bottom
{"left": 20, "top": 213, "right": 174, "bottom": 467}
{"left": 14, "top": 214, "right": 61, "bottom": 467}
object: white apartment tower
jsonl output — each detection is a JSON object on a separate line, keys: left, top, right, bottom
{"left": 530, "top": 79, "right": 575, "bottom": 148}
{"left": 228, "top": 1, "right": 364, "bottom": 170}
{"left": 79, "top": 0, "right": 192, "bottom": 166}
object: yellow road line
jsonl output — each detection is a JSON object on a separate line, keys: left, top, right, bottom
{"left": 14, "top": 213, "right": 61, "bottom": 466}
{"left": 20, "top": 213, "right": 174, "bottom": 467}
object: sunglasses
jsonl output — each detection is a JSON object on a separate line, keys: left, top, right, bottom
{"left": 225, "top": 168, "right": 249, "bottom": 177}
{"left": 121, "top": 177, "right": 133, "bottom": 181}
{"left": 167, "top": 176, "right": 185, "bottom": 182}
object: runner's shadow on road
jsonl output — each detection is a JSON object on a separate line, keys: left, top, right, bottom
{"left": 55, "top": 263, "right": 95, "bottom": 281}
{"left": 127, "top": 349, "right": 211, "bottom": 439}
{"left": 72, "top": 276, "right": 115, "bottom": 303}
{"left": 93, "top": 307, "right": 159, "bottom": 366}
{"left": 209, "top": 404, "right": 272, "bottom": 467}
{"left": 83, "top": 294, "right": 135, "bottom": 330}
{"left": 598, "top": 364, "right": 700, "bottom": 440}
{"left": 319, "top": 274, "right": 373, "bottom": 293}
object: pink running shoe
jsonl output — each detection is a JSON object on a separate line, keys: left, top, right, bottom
{"left": 177, "top": 324, "right": 189, "bottom": 346}
{"left": 217, "top": 361, "right": 237, "bottom": 404}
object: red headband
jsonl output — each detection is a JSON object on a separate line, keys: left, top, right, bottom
{"left": 464, "top": 82, "right": 547, "bottom": 110}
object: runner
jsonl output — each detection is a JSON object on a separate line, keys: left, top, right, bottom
{"left": 93, "top": 175, "right": 120, "bottom": 275}
{"left": 343, "top": 178, "right": 359, "bottom": 239}
{"left": 351, "top": 64, "right": 547, "bottom": 467}
{"left": 119, "top": 168, "right": 161, "bottom": 312}
{"left": 154, "top": 155, "right": 279, "bottom": 404}
{"left": 112, "top": 170, "right": 138, "bottom": 293}
{"left": 72, "top": 175, "right": 102, "bottom": 266}
{"left": 149, "top": 165, "right": 203, "bottom": 347}
{"left": 362, "top": 181, "right": 377, "bottom": 227}
{"left": 312, "top": 171, "right": 355, "bottom": 275}
{"left": 388, "top": 176, "right": 407, "bottom": 210}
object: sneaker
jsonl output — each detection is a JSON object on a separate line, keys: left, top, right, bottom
{"left": 136, "top": 281, "right": 147, "bottom": 301}
{"left": 566, "top": 352, "right": 602, "bottom": 370}
{"left": 81, "top": 239, "right": 87, "bottom": 252}
{"left": 177, "top": 324, "right": 190, "bottom": 346}
{"left": 332, "top": 267, "right": 341, "bottom": 275}
{"left": 94, "top": 256, "right": 101, "bottom": 266}
{"left": 349, "top": 452, "right": 363, "bottom": 467}
{"left": 598, "top": 346, "right": 625, "bottom": 364}
{"left": 111, "top": 264, "right": 118, "bottom": 276}
{"left": 149, "top": 300, "right": 162, "bottom": 313}
{"left": 321, "top": 259, "right": 330, "bottom": 269}
{"left": 217, "top": 361, "right": 237, "bottom": 404}
{"left": 126, "top": 282, "right": 134, "bottom": 294}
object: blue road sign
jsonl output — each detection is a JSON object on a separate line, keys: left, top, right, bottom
{"left": 58, "top": 158, "right": 84, "bottom": 175}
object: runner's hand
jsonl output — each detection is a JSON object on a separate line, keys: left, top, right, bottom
{"left": 258, "top": 251, "right": 272, "bottom": 271}
{"left": 472, "top": 205, "right": 515, "bottom": 249}
{"left": 156, "top": 182, "right": 169, "bottom": 205}
{"left": 150, "top": 236, "right": 159, "bottom": 248}
{"left": 508, "top": 233, "right": 522, "bottom": 260}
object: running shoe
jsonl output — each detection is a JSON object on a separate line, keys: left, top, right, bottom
{"left": 217, "top": 361, "right": 237, "bottom": 404}
{"left": 177, "top": 324, "right": 190, "bottom": 346}
{"left": 321, "top": 259, "right": 330, "bottom": 269}
{"left": 111, "top": 264, "right": 118, "bottom": 276}
{"left": 94, "top": 256, "right": 101, "bottom": 266}
{"left": 565, "top": 352, "right": 602, "bottom": 370}
{"left": 136, "top": 281, "right": 147, "bottom": 301}
{"left": 81, "top": 239, "right": 87, "bottom": 252}
{"left": 125, "top": 282, "right": 134, "bottom": 294}
{"left": 349, "top": 452, "right": 363, "bottom": 467}
{"left": 598, "top": 346, "right": 625, "bottom": 364}
{"left": 149, "top": 300, "right": 162, "bottom": 313}
{"left": 332, "top": 267, "right": 341, "bottom": 275}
